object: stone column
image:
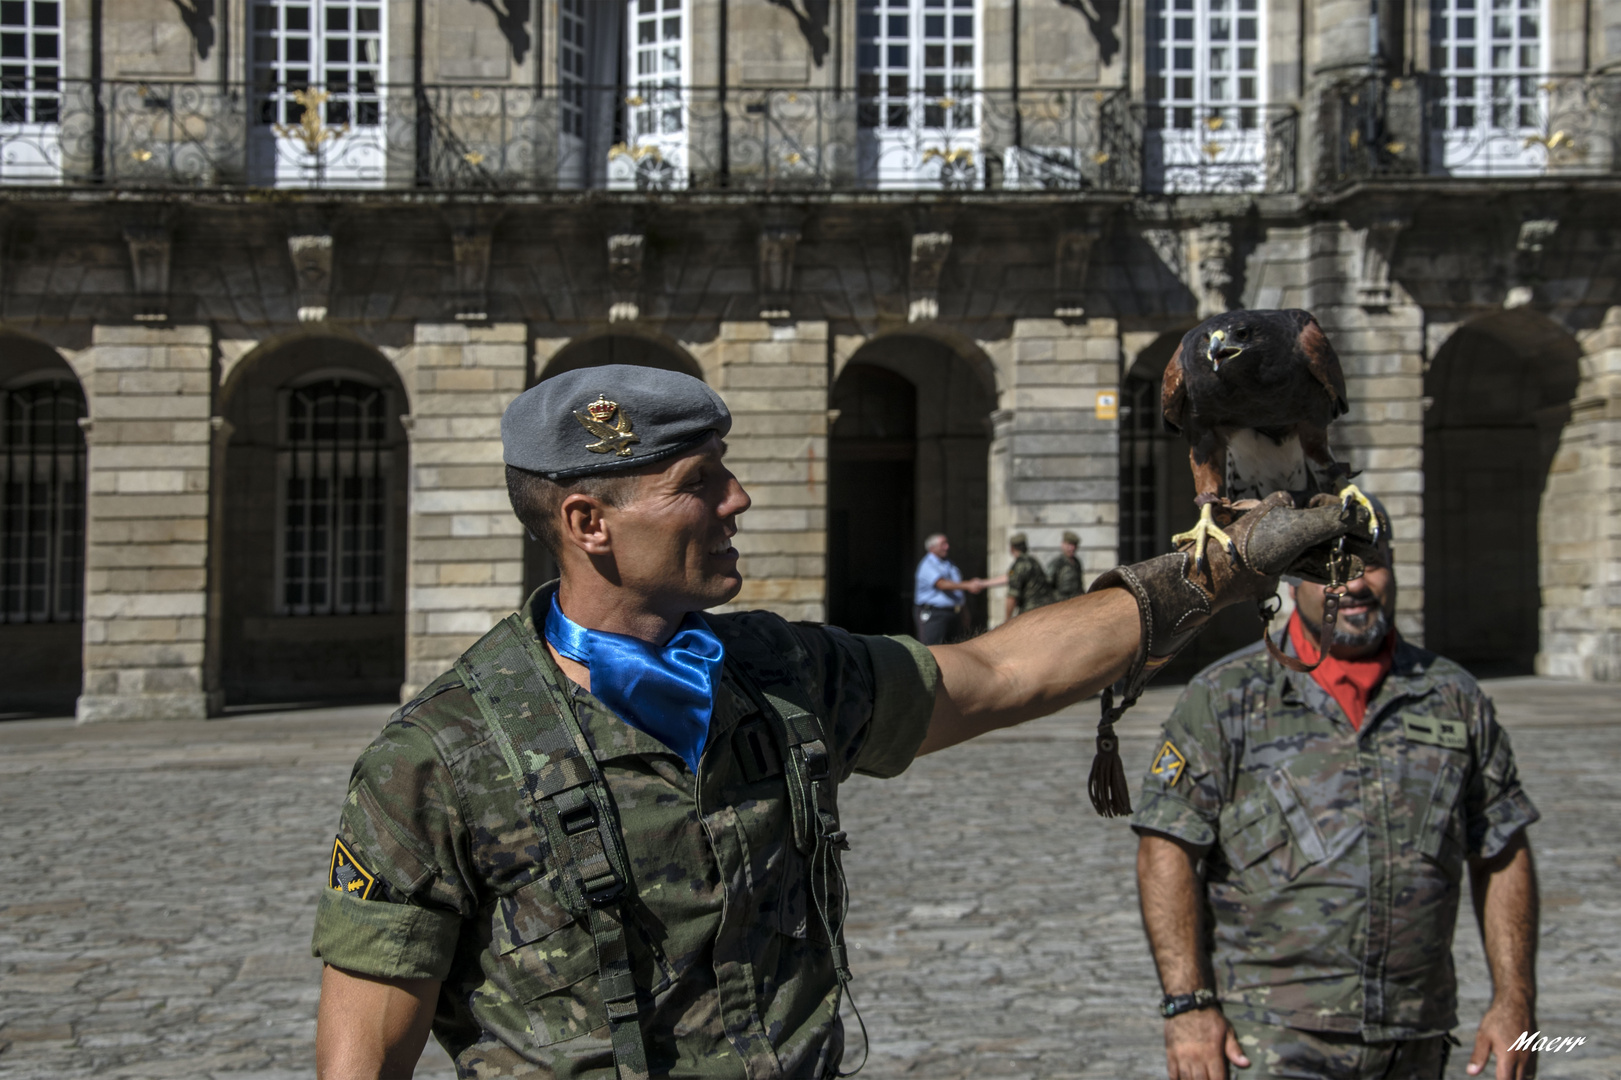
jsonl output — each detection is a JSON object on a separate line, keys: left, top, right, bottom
{"left": 985, "top": 318, "right": 1120, "bottom": 628}
{"left": 1540, "top": 307, "right": 1621, "bottom": 680}
{"left": 1300, "top": 222, "right": 1427, "bottom": 642}
{"left": 77, "top": 325, "right": 214, "bottom": 722}
{"left": 398, "top": 323, "right": 529, "bottom": 700}
{"left": 693, "top": 321, "right": 829, "bottom": 622}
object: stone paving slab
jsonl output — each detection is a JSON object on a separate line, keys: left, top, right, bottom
{"left": 0, "top": 681, "right": 1616, "bottom": 1079}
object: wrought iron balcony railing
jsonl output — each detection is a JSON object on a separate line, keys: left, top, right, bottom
{"left": 1324, "top": 70, "right": 1620, "bottom": 186}
{"left": 0, "top": 79, "right": 1296, "bottom": 196}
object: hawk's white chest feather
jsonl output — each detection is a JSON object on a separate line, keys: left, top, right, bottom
{"left": 1224, "top": 428, "right": 1310, "bottom": 500}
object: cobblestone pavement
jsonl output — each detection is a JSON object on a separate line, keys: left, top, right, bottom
{"left": 1, "top": 678, "right": 1616, "bottom": 1079}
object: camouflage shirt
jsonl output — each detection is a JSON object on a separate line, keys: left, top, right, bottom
{"left": 1047, "top": 554, "right": 1084, "bottom": 602}
{"left": 1131, "top": 637, "right": 1538, "bottom": 1039}
{"left": 311, "top": 594, "right": 939, "bottom": 1078}
{"left": 1006, "top": 554, "right": 1055, "bottom": 614}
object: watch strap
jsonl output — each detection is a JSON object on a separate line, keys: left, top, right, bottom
{"left": 1159, "top": 988, "right": 1219, "bottom": 1018}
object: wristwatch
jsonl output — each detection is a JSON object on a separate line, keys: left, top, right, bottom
{"left": 1160, "top": 989, "right": 1219, "bottom": 1018}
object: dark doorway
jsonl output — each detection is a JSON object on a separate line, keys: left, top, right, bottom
{"left": 218, "top": 338, "right": 409, "bottom": 706}
{"left": 1424, "top": 313, "right": 1579, "bottom": 675}
{"left": 828, "top": 364, "right": 916, "bottom": 634}
{"left": 828, "top": 338, "right": 995, "bottom": 637}
{"left": 1119, "top": 334, "right": 1258, "bottom": 681}
{"left": 0, "top": 349, "right": 87, "bottom": 717}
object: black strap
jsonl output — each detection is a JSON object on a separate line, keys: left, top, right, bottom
{"left": 456, "top": 615, "right": 650, "bottom": 1080}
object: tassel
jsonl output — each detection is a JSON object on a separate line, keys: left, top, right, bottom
{"left": 1087, "top": 686, "right": 1135, "bottom": 817}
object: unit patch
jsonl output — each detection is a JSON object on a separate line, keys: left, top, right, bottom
{"left": 328, "top": 836, "right": 378, "bottom": 900}
{"left": 1151, "top": 739, "right": 1188, "bottom": 787}
{"left": 1402, "top": 714, "right": 1468, "bottom": 750}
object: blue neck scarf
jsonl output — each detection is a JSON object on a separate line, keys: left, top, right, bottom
{"left": 544, "top": 593, "right": 725, "bottom": 773}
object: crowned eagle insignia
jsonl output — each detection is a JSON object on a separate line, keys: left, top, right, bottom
{"left": 573, "top": 395, "right": 640, "bottom": 458}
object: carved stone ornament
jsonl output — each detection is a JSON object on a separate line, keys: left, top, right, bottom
{"left": 452, "top": 227, "right": 493, "bottom": 322}
{"left": 908, "top": 230, "right": 952, "bottom": 323}
{"left": 287, "top": 233, "right": 334, "bottom": 322}
{"left": 1053, "top": 228, "right": 1100, "bottom": 318}
{"left": 1356, "top": 214, "right": 1410, "bottom": 308}
{"left": 1510, "top": 217, "right": 1559, "bottom": 306}
{"left": 1193, "top": 220, "right": 1235, "bottom": 318}
{"left": 124, "top": 225, "right": 172, "bottom": 321}
{"left": 758, "top": 225, "right": 801, "bottom": 319}
{"left": 607, "top": 233, "right": 645, "bottom": 323}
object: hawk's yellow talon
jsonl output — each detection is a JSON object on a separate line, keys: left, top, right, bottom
{"left": 1338, "top": 483, "right": 1380, "bottom": 542}
{"left": 1172, "top": 503, "right": 1237, "bottom": 569}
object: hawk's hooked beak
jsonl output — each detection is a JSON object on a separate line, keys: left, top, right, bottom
{"left": 1206, "top": 329, "right": 1244, "bottom": 371}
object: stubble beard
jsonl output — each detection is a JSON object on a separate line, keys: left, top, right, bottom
{"left": 1302, "top": 603, "right": 1391, "bottom": 651}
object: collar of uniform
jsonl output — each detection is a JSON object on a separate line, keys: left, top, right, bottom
{"left": 1274, "top": 629, "right": 1438, "bottom": 735}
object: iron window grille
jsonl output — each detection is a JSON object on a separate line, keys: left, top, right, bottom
{"left": 0, "top": 377, "right": 85, "bottom": 623}
{"left": 276, "top": 378, "right": 391, "bottom": 616}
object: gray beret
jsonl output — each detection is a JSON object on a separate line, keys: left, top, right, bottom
{"left": 502, "top": 364, "right": 731, "bottom": 480}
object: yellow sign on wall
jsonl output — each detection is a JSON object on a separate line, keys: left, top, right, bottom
{"left": 1095, "top": 390, "right": 1119, "bottom": 420}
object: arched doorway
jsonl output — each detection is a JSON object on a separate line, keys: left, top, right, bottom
{"left": 1424, "top": 312, "right": 1580, "bottom": 675}
{"left": 1119, "top": 331, "right": 1258, "bottom": 681}
{"left": 217, "top": 336, "right": 410, "bottom": 706}
{"left": 828, "top": 336, "right": 995, "bottom": 636}
{"left": 523, "top": 332, "right": 706, "bottom": 599}
{"left": 0, "top": 333, "right": 86, "bottom": 716}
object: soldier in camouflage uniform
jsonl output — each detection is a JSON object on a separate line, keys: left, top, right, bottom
{"left": 1049, "top": 530, "right": 1084, "bottom": 602}
{"left": 1132, "top": 520, "right": 1540, "bottom": 1080}
{"left": 1002, "top": 533, "right": 1055, "bottom": 621}
{"left": 310, "top": 364, "right": 1363, "bottom": 1080}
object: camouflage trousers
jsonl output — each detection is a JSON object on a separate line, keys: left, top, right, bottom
{"left": 1227, "top": 1018, "right": 1453, "bottom": 1080}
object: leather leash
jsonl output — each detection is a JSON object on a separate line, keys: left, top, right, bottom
{"left": 1262, "top": 539, "right": 1350, "bottom": 674}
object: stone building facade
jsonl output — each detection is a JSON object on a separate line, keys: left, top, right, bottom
{"left": 0, "top": 0, "right": 1617, "bottom": 720}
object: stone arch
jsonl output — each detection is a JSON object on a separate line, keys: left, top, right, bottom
{"left": 0, "top": 327, "right": 88, "bottom": 715}
{"left": 1118, "top": 327, "right": 1256, "bottom": 679}
{"left": 828, "top": 334, "right": 996, "bottom": 637}
{"left": 214, "top": 334, "right": 411, "bottom": 706}
{"left": 835, "top": 323, "right": 1001, "bottom": 404}
{"left": 538, "top": 327, "right": 706, "bottom": 382}
{"left": 1424, "top": 309, "right": 1581, "bottom": 675}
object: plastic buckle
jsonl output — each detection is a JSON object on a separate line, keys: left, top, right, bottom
{"left": 582, "top": 872, "right": 624, "bottom": 907}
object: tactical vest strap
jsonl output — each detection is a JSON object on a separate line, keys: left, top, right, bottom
{"left": 456, "top": 615, "right": 650, "bottom": 1080}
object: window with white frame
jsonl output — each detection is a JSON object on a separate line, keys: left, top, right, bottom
{"left": 278, "top": 379, "right": 391, "bottom": 616}
{"left": 856, "top": 0, "right": 979, "bottom": 188}
{"left": 611, "top": 0, "right": 688, "bottom": 188}
{"left": 0, "top": 1, "right": 62, "bottom": 183}
{"left": 251, "top": 0, "right": 385, "bottom": 186}
{"left": 1145, "top": 0, "right": 1267, "bottom": 192}
{"left": 1429, "top": 0, "right": 1549, "bottom": 174}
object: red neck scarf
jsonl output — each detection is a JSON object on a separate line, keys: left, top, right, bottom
{"left": 1286, "top": 610, "right": 1397, "bottom": 730}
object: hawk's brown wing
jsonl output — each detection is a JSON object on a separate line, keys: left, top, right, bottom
{"left": 1160, "top": 342, "right": 1188, "bottom": 434}
{"left": 1298, "top": 316, "right": 1349, "bottom": 418}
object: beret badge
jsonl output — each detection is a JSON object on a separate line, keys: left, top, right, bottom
{"left": 574, "top": 394, "right": 641, "bottom": 458}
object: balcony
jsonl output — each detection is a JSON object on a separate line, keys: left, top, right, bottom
{"left": 1324, "top": 71, "right": 1620, "bottom": 187}
{"left": 0, "top": 80, "right": 1299, "bottom": 197}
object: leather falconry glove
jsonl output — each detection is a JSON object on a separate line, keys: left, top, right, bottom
{"left": 1084, "top": 491, "right": 1374, "bottom": 816}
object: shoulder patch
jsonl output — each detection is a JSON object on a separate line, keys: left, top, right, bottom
{"left": 1401, "top": 714, "right": 1468, "bottom": 750}
{"left": 329, "top": 836, "right": 379, "bottom": 900}
{"left": 1151, "top": 739, "right": 1188, "bottom": 787}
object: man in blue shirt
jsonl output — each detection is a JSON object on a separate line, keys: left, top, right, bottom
{"left": 913, "top": 533, "right": 983, "bottom": 645}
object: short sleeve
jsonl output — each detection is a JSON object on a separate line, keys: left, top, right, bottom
{"left": 310, "top": 715, "right": 473, "bottom": 981}
{"left": 1465, "top": 692, "right": 1540, "bottom": 860}
{"left": 848, "top": 633, "right": 939, "bottom": 778}
{"left": 1130, "top": 679, "right": 1230, "bottom": 850}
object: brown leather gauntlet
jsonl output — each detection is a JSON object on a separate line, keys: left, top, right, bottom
{"left": 1084, "top": 492, "right": 1368, "bottom": 816}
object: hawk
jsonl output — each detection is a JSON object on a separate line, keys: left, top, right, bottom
{"left": 1161, "top": 309, "right": 1378, "bottom": 566}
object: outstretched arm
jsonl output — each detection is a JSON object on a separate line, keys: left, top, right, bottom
{"left": 917, "top": 492, "right": 1358, "bottom": 756}
{"left": 919, "top": 588, "right": 1138, "bottom": 755}
{"left": 1467, "top": 832, "right": 1539, "bottom": 1080}
{"left": 316, "top": 965, "right": 440, "bottom": 1080}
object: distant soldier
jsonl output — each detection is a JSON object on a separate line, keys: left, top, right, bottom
{"left": 1049, "top": 530, "right": 1084, "bottom": 602}
{"left": 1003, "top": 532, "right": 1055, "bottom": 621}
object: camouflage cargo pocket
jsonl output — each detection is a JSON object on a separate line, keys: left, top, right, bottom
{"left": 1417, "top": 758, "right": 1467, "bottom": 867}
{"left": 491, "top": 878, "right": 607, "bottom": 1046}
{"left": 1221, "top": 768, "right": 1327, "bottom": 885}
{"left": 775, "top": 848, "right": 844, "bottom": 946}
